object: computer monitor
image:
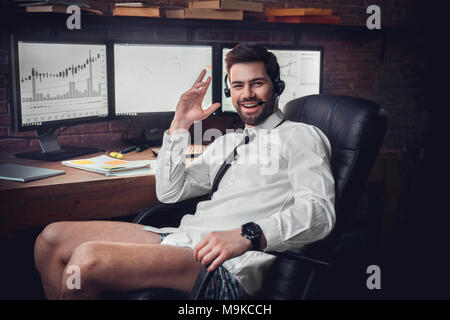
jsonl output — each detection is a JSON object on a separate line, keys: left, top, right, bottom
{"left": 10, "top": 38, "right": 109, "bottom": 161}
{"left": 113, "top": 42, "right": 214, "bottom": 145}
{"left": 221, "top": 45, "right": 323, "bottom": 113}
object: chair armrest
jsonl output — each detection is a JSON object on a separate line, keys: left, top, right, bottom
{"left": 133, "top": 195, "right": 209, "bottom": 226}
{"left": 269, "top": 251, "right": 331, "bottom": 270}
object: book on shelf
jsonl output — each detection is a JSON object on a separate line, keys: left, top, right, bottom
{"left": 267, "top": 15, "right": 340, "bottom": 24}
{"left": 82, "top": 8, "right": 104, "bottom": 15}
{"left": 62, "top": 155, "right": 152, "bottom": 176}
{"left": 16, "top": 0, "right": 89, "bottom": 8}
{"left": 264, "top": 8, "right": 333, "bottom": 17}
{"left": 163, "top": 7, "right": 243, "bottom": 20}
{"left": 243, "top": 10, "right": 267, "bottom": 21}
{"left": 112, "top": 6, "right": 160, "bottom": 17}
{"left": 114, "top": 2, "right": 145, "bottom": 7}
{"left": 25, "top": 4, "right": 66, "bottom": 12}
{"left": 25, "top": 4, "right": 103, "bottom": 14}
{"left": 188, "top": 0, "right": 263, "bottom": 12}
{"left": 161, "top": 8, "right": 186, "bottom": 19}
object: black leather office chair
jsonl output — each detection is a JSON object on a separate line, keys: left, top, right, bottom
{"left": 119, "top": 94, "right": 388, "bottom": 300}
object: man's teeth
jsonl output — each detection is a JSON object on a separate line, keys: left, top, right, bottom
{"left": 242, "top": 103, "right": 259, "bottom": 108}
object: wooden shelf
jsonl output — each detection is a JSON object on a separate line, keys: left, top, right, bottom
{"left": 1, "top": 11, "right": 391, "bottom": 35}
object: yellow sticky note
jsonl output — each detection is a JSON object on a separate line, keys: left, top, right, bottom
{"left": 71, "top": 160, "right": 95, "bottom": 165}
{"left": 104, "top": 160, "right": 128, "bottom": 165}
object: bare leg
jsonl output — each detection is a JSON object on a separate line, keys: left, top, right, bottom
{"left": 34, "top": 221, "right": 161, "bottom": 299}
{"left": 59, "top": 241, "right": 202, "bottom": 299}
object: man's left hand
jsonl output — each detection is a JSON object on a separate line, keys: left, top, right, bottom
{"left": 193, "top": 229, "right": 251, "bottom": 272}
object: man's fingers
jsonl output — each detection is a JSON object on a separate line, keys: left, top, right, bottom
{"left": 192, "top": 80, "right": 210, "bottom": 90}
{"left": 207, "top": 253, "right": 227, "bottom": 272}
{"left": 197, "top": 245, "right": 212, "bottom": 263}
{"left": 202, "top": 103, "right": 221, "bottom": 119}
{"left": 195, "top": 240, "right": 212, "bottom": 262}
{"left": 193, "top": 238, "right": 208, "bottom": 261}
{"left": 202, "top": 250, "right": 220, "bottom": 266}
{"left": 192, "top": 69, "right": 207, "bottom": 88}
{"left": 202, "top": 104, "right": 221, "bottom": 119}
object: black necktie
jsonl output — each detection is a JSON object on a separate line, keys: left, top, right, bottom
{"left": 209, "top": 135, "right": 250, "bottom": 199}
{"left": 208, "top": 119, "right": 285, "bottom": 199}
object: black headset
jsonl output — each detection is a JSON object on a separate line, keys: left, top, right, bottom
{"left": 224, "top": 73, "right": 285, "bottom": 98}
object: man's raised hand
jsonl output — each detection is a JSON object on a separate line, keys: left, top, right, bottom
{"left": 170, "top": 70, "right": 221, "bottom": 134}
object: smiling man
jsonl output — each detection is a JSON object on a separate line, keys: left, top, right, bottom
{"left": 150, "top": 43, "right": 336, "bottom": 299}
{"left": 34, "top": 43, "right": 335, "bottom": 300}
{"left": 227, "top": 47, "right": 281, "bottom": 126}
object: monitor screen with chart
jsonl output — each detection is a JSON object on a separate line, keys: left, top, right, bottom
{"left": 221, "top": 46, "right": 323, "bottom": 113}
{"left": 13, "top": 41, "right": 109, "bottom": 130}
{"left": 113, "top": 43, "right": 214, "bottom": 116}
{"left": 10, "top": 39, "right": 109, "bottom": 160}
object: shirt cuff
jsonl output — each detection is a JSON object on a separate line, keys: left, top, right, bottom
{"left": 255, "top": 216, "right": 284, "bottom": 253}
{"left": 160, "top": 129, "right": 189, "bottom": 152}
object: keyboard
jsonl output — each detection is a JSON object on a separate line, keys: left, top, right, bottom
{"left": 152, "top": 145, "right": 206, "bottom": 158}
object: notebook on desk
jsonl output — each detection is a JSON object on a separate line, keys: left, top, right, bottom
{"left": 152, "top": 145, "right": 206, "bottom": 158}
{"left": 0, "top": 163, "right": 65, "bottom": 182}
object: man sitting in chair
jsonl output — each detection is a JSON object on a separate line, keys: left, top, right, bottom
{"left": 34, "top": 43, "right": 335, "bottom": 299}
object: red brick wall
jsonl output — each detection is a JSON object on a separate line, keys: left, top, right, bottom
{"left": 0, "top": 0, "right": 426, "bottom": 152}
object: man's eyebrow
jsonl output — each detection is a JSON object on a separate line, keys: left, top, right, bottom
{"left": 231, "top": 77, "right": 267, "bottom": 84}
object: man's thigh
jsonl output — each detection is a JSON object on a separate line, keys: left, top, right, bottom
{"left": 40, "top": 220, "right": 161, "bottom": 262}
{"left": 65, "top": 241, "right": 202, "bottom": 294}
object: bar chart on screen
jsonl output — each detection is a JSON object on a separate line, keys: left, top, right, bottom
{"left": 17, "top": 42, "right": 108, "bottom": 125}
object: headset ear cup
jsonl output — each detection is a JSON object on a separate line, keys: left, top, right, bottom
{"left": 224, "top": 74, "right": 231, "bottom": 98}
{"left": 276, "top": 79, "right": 285, "bottom": 96}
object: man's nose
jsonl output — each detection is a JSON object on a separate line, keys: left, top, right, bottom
{"left": 242, "top": 84, "right": 255, "bottom": 99}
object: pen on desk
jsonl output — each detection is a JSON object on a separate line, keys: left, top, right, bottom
{"left": 136, "top": 145, "right": 148, "bottom": 153}
{"left": 121, "top": 145, "right": 137, "bottom": 154}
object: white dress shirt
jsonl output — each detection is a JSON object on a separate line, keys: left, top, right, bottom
{"left": 144, "top": 109, "right": 336, "bottom": 296}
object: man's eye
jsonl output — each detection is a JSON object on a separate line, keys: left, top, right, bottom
{"left": 253, "top": 82, "right": 264, "bottom": 86}
{"left": 232, "top": 84, "right": 242, "bottom": 89}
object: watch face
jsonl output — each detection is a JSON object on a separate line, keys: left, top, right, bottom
{"left": 242, "top": 222, "right": 261, "bottom": 250}
{"left": 243, "top": 222, "right": 261, "bottom": 239}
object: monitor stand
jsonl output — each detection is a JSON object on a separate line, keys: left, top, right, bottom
{"left": 15, "top": 129, "right": 99, "bottom": 162}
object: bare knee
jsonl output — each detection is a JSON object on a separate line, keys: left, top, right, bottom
{"left": 59, "top": 241, "right": 105, "bottom": 299}
{"left": 34, "top": 222, "right": 68, "bottom": 271}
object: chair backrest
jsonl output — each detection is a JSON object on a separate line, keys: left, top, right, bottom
{"left": 130, "top": 94, "right": 388, "bottom": 301}
{"left": 283, "top": 94, "right": 387, "bottom": 247}
{"left": 258, "top": 94, "right": 387, "bottom": 299}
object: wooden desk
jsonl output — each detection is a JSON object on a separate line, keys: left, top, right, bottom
{"left": 0, "top": 148, "right": 158, "bottom": 237}
{"left": 0, "top": 148, "right": 400, "bottom": 242}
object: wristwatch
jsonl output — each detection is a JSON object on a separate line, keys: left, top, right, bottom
{"left": 241, "top": 222, "right": 262, "bottom": 251}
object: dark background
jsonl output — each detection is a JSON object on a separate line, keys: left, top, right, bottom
{"left": 0, "top": 0, "right": 446, "bottom": 299}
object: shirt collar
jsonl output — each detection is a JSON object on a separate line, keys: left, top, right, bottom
{"left": 243, "top": 109, "right": 285, "bottom": 137}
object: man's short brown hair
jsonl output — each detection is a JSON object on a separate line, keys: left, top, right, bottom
{"left": 225, "top": 43, "right": 281, "bottom": 85}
